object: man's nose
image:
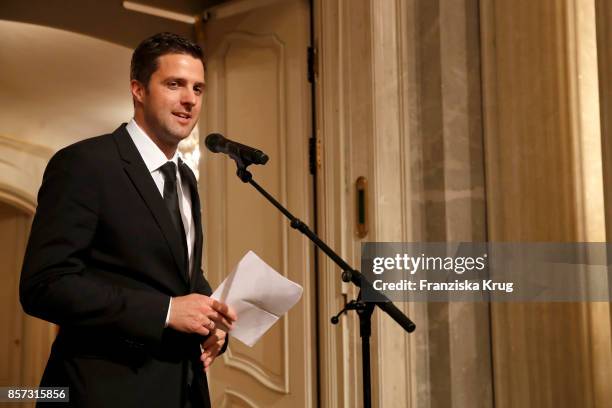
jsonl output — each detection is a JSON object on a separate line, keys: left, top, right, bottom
{"left": 181, "top": 89, "right": 197, "bottom": 107}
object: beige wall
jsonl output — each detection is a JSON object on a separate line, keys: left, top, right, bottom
{"left": 1, "top": 0, "right": 611, "bottom": 406}
{"left": 316, "top": 0, "right": 611, "bottom": 407}
{"left": 480, "top": 0, "right": 611, "bottom": 407}
{"left": 596, "top": 0, "right": 612, "bottom": 241}
{"left": 316, "top": 0, "right": 492, "bottom": 406}
{"left": 0, "top": 20, "right": 133, "bottom": 155}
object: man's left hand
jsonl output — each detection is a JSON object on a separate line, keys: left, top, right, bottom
{"left": 201, "top": 328, "right": 227, "bottom": 370}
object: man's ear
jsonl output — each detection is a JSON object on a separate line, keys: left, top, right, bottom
{"left": 130, "top": 79, "right": 146, "bottom": 104}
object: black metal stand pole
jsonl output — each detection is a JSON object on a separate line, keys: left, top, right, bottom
{"left": 235, "top": 167, "right": 415, "bottom": 407}
{"left": 359, "top": 300, "right": 374, "bottom": 408}
{"left": 330, "top": 294, "right": 375, "bottom": 407}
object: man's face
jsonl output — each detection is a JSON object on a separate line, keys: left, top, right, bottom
{"left": 132, "top": 53, "right": 205, "bottom": 150}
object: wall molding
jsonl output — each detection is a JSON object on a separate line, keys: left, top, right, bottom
{"left": 219, "top": 389, "right": 261, "bottom": 408}
{"left": 0, "top": 134, "right": 51, "bottom": 211}
{"left": 0, "top": 135, "right": 53, "bottom": 159}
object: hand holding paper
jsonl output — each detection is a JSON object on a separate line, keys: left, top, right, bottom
{"left": 212, "top": 251, "right": 303, "bottom": 347}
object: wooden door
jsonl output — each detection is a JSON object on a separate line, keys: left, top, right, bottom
{"left": 0, "top": 200, "right": 55, "bottom": 408}
{"left": 200, "top": 0, "right": 315, "bottom": 406}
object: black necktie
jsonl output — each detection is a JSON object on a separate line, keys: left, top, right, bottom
{"left": 159, "top": 161, "right": 189, "bottom": 275}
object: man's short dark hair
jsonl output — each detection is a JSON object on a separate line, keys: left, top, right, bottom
{"left": 130, "top": 32, "right": 204, "bottom": 87}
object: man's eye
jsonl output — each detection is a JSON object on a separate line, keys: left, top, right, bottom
{"left": 194, "top": 87, "right": 202, "bottom": 95}
{"left": 167, "top": 81, "right": 178, "bottom": 88}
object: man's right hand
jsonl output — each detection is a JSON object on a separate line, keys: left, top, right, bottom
{"left": 167, "top": 294, "right": 237, "bottom": 336}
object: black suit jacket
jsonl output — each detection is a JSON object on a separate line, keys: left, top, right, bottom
{"left": 20, "top": 124, "right": 219, "bottom": 408}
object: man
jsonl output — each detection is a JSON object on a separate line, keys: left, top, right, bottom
{"left": 20, "top": 32, "right": 236, "bottom": 407}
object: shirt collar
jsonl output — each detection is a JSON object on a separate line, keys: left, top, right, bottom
{"left": 126, "top": 118, "right": 180, "bottom": 172}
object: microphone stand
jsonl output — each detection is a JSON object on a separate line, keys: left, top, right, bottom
{"left": 233, "top": 161, "right": 415, "bottom": 408}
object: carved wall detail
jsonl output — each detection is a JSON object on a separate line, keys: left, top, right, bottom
{"left": 219, "top": 389, "right": 261, "bottom": 408}
{"left": 0, "top": 135, "right": 52, "bottom": 212}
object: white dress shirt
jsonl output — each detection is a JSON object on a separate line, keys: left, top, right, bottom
{"left": 126, "top": 118, "right": 195, "bottom": 326}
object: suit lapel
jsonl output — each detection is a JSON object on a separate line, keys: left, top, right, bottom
{"left": 112, "top": 124, "right": 189, "bottom": 286}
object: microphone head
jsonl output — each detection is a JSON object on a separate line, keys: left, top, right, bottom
{"left": 254, "top": 151, "right": 269, "bottom": 165}
{"left": 205, "top": 133, "right": 225, "bottom": 153}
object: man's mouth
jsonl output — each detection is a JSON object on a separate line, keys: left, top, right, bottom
{"left": 172, "top": 112, "right": 192, "bottom": 120}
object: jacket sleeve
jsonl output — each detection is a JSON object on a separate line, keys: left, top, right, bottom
{"left": 20, "top": 147, "right": 169, "bottom": 348}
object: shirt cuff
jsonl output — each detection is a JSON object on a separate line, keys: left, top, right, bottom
{"left": 164, "top": 297, "right": 172, "bottom": 328}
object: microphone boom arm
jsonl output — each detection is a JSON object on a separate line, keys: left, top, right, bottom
{"left": 230, "top": 163, "right": 415, "bottom": 408}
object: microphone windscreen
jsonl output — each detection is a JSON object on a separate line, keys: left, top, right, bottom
{"left": 205, "top": 133, "right": 225, "bottom": 153}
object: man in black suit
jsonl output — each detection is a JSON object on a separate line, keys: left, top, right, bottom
{"left": 20, "top": 32, "right": 236, "bottom": 407}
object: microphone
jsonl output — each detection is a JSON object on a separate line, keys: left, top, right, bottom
{"left": 205, "top": 133, "right": 269, "bottom": 166}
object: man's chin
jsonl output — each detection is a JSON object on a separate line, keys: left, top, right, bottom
{"left": 167, "top": 126, "right": 195, "bottom": 143}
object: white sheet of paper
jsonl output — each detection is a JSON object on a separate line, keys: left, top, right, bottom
{"left": 211, "top": 250, "right": 303, "bottom": 347}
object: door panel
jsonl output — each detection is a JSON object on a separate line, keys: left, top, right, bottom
{"left": 0, "top": 202, "right": 26, "bottom": 391}
{"left": 200, "top": 0, "right": 314, "bottom": 406}
{"left": 0, "top": 201, "right": 55, "bottom": 408}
